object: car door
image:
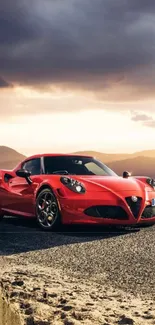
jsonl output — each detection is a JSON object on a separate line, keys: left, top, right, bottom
{"left": 3, "top": 158, "right": 42, "bottom": 216}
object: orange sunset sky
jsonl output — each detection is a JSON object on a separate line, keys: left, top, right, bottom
{"left": 0, "top": 0, "right": 155, "bottom": 156}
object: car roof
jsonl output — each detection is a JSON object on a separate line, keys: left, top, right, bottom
{"left": 24, "top": 153, "right": 93, "bottom": 160}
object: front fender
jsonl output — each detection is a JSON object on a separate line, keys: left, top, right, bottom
{"left": 133, "top": 176, "right": 154, "bottom": 191}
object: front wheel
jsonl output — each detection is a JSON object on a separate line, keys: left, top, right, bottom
{"left": 36, "top": 188, "right": 61, "bottom": 231}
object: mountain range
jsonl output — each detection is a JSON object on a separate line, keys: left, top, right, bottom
{"left": 0, "top": 146, "right": 26, "bottom": 169}
{"left": 0, "top": 146, "right": 155, "bottom": 178}
{"left": 74, "top": 150, "right": 155, "bottom": 178}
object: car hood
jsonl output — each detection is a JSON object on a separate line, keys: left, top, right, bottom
{"left": 77, "top": 176, "right": 145, "bottom": 192}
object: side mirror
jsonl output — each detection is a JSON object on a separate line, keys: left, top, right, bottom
{"left": 123, "top": 171, "right": 131, "bottom": 178}
{"left": 16, "top": 169, "right": 32, "bottom": 184}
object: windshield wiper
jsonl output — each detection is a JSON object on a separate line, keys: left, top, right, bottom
{"left": 52, "top": 170, "right": 69, "bottom": 175}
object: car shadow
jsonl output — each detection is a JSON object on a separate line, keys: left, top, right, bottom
{"left": 0, "top": 216, "right": 140, "bottom": 256}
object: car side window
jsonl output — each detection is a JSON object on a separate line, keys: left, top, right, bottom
{"left": 22, "top": 158, "right": 41, "bottom": 176}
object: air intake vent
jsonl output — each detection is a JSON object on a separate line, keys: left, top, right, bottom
{"left": 141, "top": 206, "right": 155, "bottom": 219}
{"left": 84, "top": 206, "right": 128, "bottom": 220}
{"left": 125, "top": 197, "right": 142, "bottom": 219}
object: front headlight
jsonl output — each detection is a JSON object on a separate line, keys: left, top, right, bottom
{"left": 146, "top": 177, "right": 155, "bottom": 189}
{"left": 60, "top": 177, "right": 86, "bottom": 193}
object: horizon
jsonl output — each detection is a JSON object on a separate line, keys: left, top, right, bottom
{"left": 2, "top": 145, "right": 155, "bottom": 157}
{"left": 1, "top": 1, "right": 155, "bottom": 153}
{"left": 1, "top": 144, "right": 155, "bottom": 179}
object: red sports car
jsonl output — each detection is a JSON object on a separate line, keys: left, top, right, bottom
{"left": 0, "top": 153, "right": 155, "bottom": 230}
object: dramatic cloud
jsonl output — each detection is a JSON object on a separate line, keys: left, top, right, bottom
{"left": 131, "top": 113, "right": 153, "bottom": 122}
{"left": 0, "top": 0, "right": 155, "bottom": 100}
{"left": 144, "top": 120, "right": 155, "bottom": 128}
{"left": 131, "top": 112, "right": 155, "bottom": 128}
{"left": 0, "top": 77, "right": 12, "bottom": 88}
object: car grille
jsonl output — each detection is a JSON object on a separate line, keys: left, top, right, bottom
{"left": 125, "top": 197, "right": 142, "bottom": 219}
{"left": 84, "top": 206, "right": 128, "bottom": 220}
{"left": 141, "top": 206, "right": 155, "bottom": 219}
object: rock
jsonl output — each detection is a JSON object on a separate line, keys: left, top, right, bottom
{"left": 26, "top": 316, "right": 35, "bottom": 325}
{"left": 48, "top": 292, "right": 57, "bottom": 298}
{"left": 72, "top": 311, "right": 84, "bottom": 320}
{"left": 43, "top": 291, "right": 48, "bottom": 299}
{"left": 25, "top": 307, "right": 34, "bottom": 315}
{"left": 60, "top": 298, "right": 67, "bottom": 304}
{"left": 61, "top": 312, "right": 66, "bottom": 319}
{"left": 81, "top": 307, "right": 89, "bottom": 312}
{"left": 20, "top": 302, "right": 31, "bottom": 309}
{"left": 62, "top": 305, "right": 73, "bottom": 311}
{"left": 33, "top": 287, "right": 41, "bottom": 291}
{"left": 10, "top": 291, "right": 19, "bottom": 298}
{"left": 118, "top": 315, "right": 134, "bottom": 325}
{"left": 64, "top": 319, "right": 75, "bottom": 325}
{"left": 34, "top": 321, "right": 50, "bottom": 325}
{"left": 12, "top": 280, "right": 24, "bottom": 286}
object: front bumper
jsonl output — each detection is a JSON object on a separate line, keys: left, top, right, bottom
{"left": 56, "top": 189, "right": 155, "bottom": 225}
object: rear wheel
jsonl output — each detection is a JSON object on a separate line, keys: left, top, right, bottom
{"left": 36, "top": 188, "right": 61, "bottom": 231}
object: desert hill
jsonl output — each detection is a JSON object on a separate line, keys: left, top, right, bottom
{"left": 73, "top": 151, "right": 130, "bottom": 163}
{"left": 74, "top": 150, "right": 155, "bottom": 163}
{"left": 0, "top": 146, "right": 26, "bottom": 169}
{"left": 107, "top": 156, "right": 155, "bottom": 178}
{"left": 74, "top": 150, "right": 155, "bottom": 178}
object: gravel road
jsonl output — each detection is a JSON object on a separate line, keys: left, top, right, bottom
{"left": 0, "top": 216, "right": 155, "bottom": 300}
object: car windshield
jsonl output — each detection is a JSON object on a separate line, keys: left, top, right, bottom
{"left": 43, "top": 156, "right": 117, "bottom": 176}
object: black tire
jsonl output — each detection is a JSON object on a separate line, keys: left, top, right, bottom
{"left": 35, "top": 188, "right": 61, "bottom": 231}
